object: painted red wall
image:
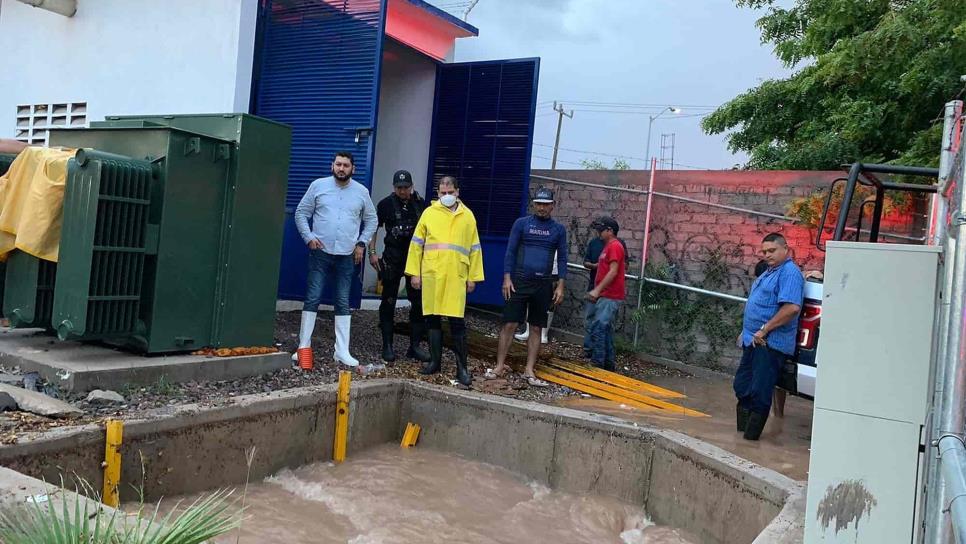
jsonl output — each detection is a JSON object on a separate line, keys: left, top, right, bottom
{"left": 527, "top": 169, "right": 926, "bottom": 370}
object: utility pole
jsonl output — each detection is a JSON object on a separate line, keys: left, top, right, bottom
{"left": 550, "top": 101, "right": 574, "bottom": 170}
{"left": 462, "top": 0, "right": 480, "bottom": 20}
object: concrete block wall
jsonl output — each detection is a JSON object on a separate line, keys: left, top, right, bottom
{"left": 531, "top": 169, "right": 926, "bottom": 371}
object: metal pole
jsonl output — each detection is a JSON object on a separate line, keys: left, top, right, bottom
{"left": 532, "top": 173, "right": 652, "bottom": 195}
{"left": 670, "top": 133, "right": 675, "bottom": 170}
{"left": 643, "top": 277, "right": 748, "bottom": 303}
{"left": 924, "top": 100, "right": 964, "bottom": 544}
{"left": 938, "top": 434, "right": 966, "bottom": 544}
{"left": 929, "top": 101, "right": 964, "bottom": 245}
{"left": 633, "top": 158, "right": 658, "bottom": 347}
{"left": 462, "top": 0, "right": 480, "bottom": 20}
{"left": 567, "top": 260, "right": 750, "bottom": 303}
{"left": 645, "top": 114, "right": 655, "bottom": 165}
{"left": 550, "top": 102, "right": 573, "bottom": 170}
{"left": 649, "top": 189, "right": 796, "bottom": 222}
{"left": 833, "top": 162, "right": 863, "bottom": 241}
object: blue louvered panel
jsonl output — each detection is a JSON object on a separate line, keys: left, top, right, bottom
{"left": 428, "top": 59, "right": 540, "bottom": 237}
{"left": 253, "top": 0, "right": 386, "bottom": 302}
{"left": 254, "top": 0, "right": 386, "bottom": 207}
{"left": 428, "top": 58, "right": 540, "bottom": 304}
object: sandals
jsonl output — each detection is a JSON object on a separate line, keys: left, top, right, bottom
{"left": 484, "top": 367, "right": 508, "bottom": 380}
{"left": 484, "top": 367, "right": 549, "bottom": 387}
{"left": 525, "top": 376, "right": 549, "bottom": 388}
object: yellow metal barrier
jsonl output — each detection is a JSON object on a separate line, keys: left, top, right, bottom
{"left": 401, "top": 422, "right": 421, "bottom": 448}
{"left": 102, "top": 419, "right": 123, "bottom": 507}
{"left": 534, "top": 367, "right": 709, "bottom": 417}
{"left": 333, "top": 371, "right": 351, "bottom": 463}
{"left": 542, "top": 359, "right": 686, "bottom": 399}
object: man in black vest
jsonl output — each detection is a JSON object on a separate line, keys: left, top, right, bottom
{"left": 368, "top": 170, "right": 431, "bottom": 363}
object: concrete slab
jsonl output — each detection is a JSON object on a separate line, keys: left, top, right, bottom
{"left": 0, "top": 328, "right": 291, "bottom": 394}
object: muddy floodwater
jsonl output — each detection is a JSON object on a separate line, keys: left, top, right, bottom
{"left": 135, "top": 443, "right": 697, "bottom": 543}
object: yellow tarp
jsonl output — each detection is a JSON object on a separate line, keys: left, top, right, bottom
{"left": 0, "top": 147, "right": 76, "bottom": 262}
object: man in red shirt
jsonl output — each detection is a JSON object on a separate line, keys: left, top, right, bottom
{"left": 586, "top": 216, "right": 626, "bottom": 370}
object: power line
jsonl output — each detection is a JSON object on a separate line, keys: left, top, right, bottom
{"left": 573, "top": 110, "right": 711, "bottom": 118}
{"left": 534, "top": 144, "right": 723, "bottom": 170}
{"left": 669, "top": 161, "right": 719, "bottom": 170}
{"left": 532, "top": 154, "right": 585, "bottom": 166}
{"left": 534, "top": 142, "right": 646, "bottom": 162}
{"left": 556, "top": 100, "right": 720, "bottom": 109}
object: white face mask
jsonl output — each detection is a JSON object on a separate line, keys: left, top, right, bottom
{"left": 439, "top": 194, "right": 457, "bottom": 207}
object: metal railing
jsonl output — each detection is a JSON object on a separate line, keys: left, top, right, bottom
{"left": 939, "top": 434, "right": 966, "bottom": 544}
{"left": 566, "top": 262, "right": 748, "bottom": 304}
{"left": 925, "top": 100, "right": 966, "bottom": 544}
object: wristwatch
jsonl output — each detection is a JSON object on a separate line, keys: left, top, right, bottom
{"left": 356, "top": 242, "right": 366, "bottom": 249}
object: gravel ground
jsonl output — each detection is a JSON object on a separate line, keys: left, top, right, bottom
{"left": 0, "top": 308, "right": 691, "bottom": 442}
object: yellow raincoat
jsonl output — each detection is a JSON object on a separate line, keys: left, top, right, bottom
{"left": 405, "top": 200, "right": 484, "bottom": 318}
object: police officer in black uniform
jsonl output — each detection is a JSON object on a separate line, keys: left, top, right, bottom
{"left": 368, "top": 170, "right": 431, "bottom": 363}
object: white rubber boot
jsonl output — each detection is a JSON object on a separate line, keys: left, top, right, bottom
{"left": 333, "top": 315, "right": 359, "bottom": 367}
{"left": 514, "top": 328, "right": 530, "bottom": 342}
{"left": 542, "top": 312, "right": 553, "bottom": 344}
{"left": 292, "top": 311, "right": 317, "bottom": 362}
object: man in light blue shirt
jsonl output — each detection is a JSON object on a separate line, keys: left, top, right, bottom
{"left": 292, "top": 151, "right": 377, "bottom": 370}
{"left": 733, "top": 232, "right": 803, "bottom": 441}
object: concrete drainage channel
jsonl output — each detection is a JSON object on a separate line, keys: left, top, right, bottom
{"left": 0, "top": 380, "right": 804, "bottom": 543}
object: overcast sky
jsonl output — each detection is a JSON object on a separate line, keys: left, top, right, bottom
{"left": 445, "top": 0, "right": 792, "bottom": 170}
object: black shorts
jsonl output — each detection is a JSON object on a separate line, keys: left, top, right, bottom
{"left": 502, "top": 277, "right": 553, "bottom": 328}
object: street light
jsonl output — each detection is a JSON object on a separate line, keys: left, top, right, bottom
{"left": 644, "top": 106, "right": 681, "bottom": 166}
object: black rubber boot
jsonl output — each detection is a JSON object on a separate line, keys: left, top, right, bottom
{"left": 406, "top": 322, "right": 431, "bottom": 363}
{"left": 380, "top": 322, "right": 396, "bottom": 363}
{"left": 420, "top": 329, "right": 443, "bottom": 375}
{"left": 452, "top": 332, "right": 471, "bottom": 386}
{"left": 737, "top": 403, "right": 750, "bottom": 433}
{"left": 743, "top": 411, "right": 768, "bottom": 441}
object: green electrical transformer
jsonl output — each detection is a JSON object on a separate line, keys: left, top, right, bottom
{"left": 2, "top": 114, "right": 291, "bottom": 354}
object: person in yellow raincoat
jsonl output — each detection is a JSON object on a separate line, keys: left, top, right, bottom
{"left": 405, "top": 175, "right": 484, "bottom": 385}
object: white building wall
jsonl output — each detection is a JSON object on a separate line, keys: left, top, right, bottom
{"left": 0, "top": 0, "right": 257, "bottom": 140}
{"left": 366, "top": 39, "right": 437, "bottom": 293}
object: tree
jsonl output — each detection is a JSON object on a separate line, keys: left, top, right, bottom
{"left": 702, "top": 0, "right": 966, "bottom": 170}
{"left": 580, "top": 157, "right": 631, "bottom": 170}
{"left": 613, "top": 158, "right": 631, "bottom": 170}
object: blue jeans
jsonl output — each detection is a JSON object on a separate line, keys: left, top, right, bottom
{"left": 588, "top": 298, "right": 620, "bottom": 369}
{"left": 733, "top": 345, "right": 785, "bottom": 416}
{"left": 304, "top": 250, "right": 353, "bottom": 315}
{"left": 582, "top": 301, "right": 595, "bottom": 351}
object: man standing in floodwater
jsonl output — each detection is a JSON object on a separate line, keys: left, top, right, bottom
{"left": 734, "top": 233, "right": 803, "bottom": 441}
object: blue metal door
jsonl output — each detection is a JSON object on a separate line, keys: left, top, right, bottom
{"left": 427, "top": 58, "right": 541, "bottom": 306}
{"left": 253, "top": 0, "right": 386, "bottom": 304}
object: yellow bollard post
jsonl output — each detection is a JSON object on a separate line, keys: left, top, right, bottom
{"left": 102, "top": 419, "right": 123, "bottom": 507}
{"left": 333, "top": 370, "right": 351, "bottom": 463}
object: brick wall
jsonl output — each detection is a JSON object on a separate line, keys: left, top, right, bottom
{"left": 531, "top": 169, "right": 926, "bottom": 372}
